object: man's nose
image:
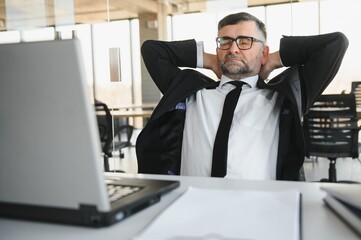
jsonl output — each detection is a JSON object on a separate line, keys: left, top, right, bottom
{"left": 229, "top": 40, "right": 240, "bottom": 53}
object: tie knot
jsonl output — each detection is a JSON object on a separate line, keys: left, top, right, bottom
{"left": 229, "top": 81, "right": 245, "bottom": 88}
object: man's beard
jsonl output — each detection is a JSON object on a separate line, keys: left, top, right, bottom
{"left": 220, "top": 54, "right": 252, "bottom": 80}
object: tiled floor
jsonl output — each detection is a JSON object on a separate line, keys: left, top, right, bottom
{"left": 107, "top": 130, "right": 361, "bottom": 183}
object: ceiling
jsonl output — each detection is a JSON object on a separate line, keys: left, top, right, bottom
{"left": 0, "top": 0, "right": 302, "bottom": 31}
{"left": 76, "top": 0, "right": 302, "bottom": 22}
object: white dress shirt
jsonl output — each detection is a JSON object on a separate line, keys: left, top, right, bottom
{"left": 180, "top": 43, "right": 282, "bottom": 180}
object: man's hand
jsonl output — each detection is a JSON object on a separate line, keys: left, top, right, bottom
{"left": 259, "top": 51, "right": 283, "bottom": 80}
{"left": 203, "top": 53, "right": 222, "bottom": 79}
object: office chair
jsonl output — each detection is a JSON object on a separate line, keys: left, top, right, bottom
{"left": 351, "top": 81, "right": 361, "bottom": 108}
{"left": 94, "top": 100, "right": 134, "bottom": 172}
{"left": 303, "top": 94, "right": 360, "bottom": 182}
{"left": 351, "top": 81, "right": 361, "bottom": 127}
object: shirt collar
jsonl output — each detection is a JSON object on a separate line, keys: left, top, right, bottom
{"left": 219, "top": 75, "right": 258, "bottom": 88}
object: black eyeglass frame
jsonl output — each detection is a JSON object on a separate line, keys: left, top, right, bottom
{"left": 216, "top": 36, "right": 264, "bottom": 50}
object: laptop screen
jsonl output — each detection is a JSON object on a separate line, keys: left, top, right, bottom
{"left": 0, "top": 40, "right": 111, "bottom": 211}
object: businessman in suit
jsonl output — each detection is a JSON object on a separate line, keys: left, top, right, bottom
{"left": 136, "top": 12, "right": 348, "bottom": 181}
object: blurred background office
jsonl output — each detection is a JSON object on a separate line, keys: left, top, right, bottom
{"left": 0, "top": 0, "right": 359, "bottom": 111}
{"left": 1, "top": 0, "right": 360, "bottom": 180}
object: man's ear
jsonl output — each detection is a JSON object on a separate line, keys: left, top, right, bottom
{"left": 216, "top": 47, "right": 220, "bottom": 58}
{"left": 261, "top": 45, "right": 270, "bottom": 65}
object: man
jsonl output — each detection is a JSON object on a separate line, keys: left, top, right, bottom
{"left": 136, "top": 12, "right": 348, "bottom": 181}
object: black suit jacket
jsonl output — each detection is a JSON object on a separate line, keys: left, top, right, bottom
{"left": 136, "top": 32, "right": 349, "bottom": 180}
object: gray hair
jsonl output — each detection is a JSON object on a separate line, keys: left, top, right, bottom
{"left": 218, "top": 12, "right": 267, "bottom": 41}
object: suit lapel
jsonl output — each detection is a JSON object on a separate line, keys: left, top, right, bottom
{"left": 148, "top": 69, "right": 218, "bottom": 123}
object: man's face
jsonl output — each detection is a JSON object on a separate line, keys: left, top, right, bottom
{"left": 216, "top": 21, "right": 268, "bottom": 80}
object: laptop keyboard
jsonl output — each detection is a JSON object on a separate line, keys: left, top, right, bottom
{"left": 107, "top": 184, "right": 143, "bottom": 203}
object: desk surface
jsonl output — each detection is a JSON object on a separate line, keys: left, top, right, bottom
{"left": 110, "top": 109, "right": 153, "bottom": 118}
{"left": 0, "top": 173, "right": 359, "bottom": 240}
{"left": 112, "top": 103, "right": 157, "bottom": 110}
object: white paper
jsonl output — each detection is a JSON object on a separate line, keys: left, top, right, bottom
{"left": 134, "top": 187, "right": 301, "bottom": 240}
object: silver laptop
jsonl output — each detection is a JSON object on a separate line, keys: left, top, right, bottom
{"left": 0, "top": 39, "right": 179, "bottom": 227}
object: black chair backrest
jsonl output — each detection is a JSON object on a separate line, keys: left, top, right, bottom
{"left": 94, "top": 100, "right": 113, "bottom": 157}
{"left": 303, "top": 94, "right": 359, "bottom": 159}
{"left": 351, "top": 81, "right": 361, "bottom": 113}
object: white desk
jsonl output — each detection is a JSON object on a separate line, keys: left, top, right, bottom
{"left": 0, "top": 173, "right": 359, "bottom": 240}
{"left": 110, "top": 109, "right": 153, "bottom": 119}
{"left": 112, "top": 103, "right": 157, "bottom": 111}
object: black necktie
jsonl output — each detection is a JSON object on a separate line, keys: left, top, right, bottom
{"left": 211, "top": 81, "right": 244, "bottom": 177}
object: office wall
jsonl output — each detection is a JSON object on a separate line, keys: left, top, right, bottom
{"left": 138, "top": 13, "right": 162, "bottom": 104}
{"left": 170, "top": 0, "right": 361, "bottom": 94}
{"left": 0, "top": 0, "right": 359, "bottom": 101}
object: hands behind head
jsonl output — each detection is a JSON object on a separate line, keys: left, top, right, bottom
{"left": 203, "top": 52, "right": 222, "bottom": 79}
{"left": 212, "top": 62, "right": 222, "bottom": 79}
{"left": 259, "top": 51, "right": 282, "bottom": 80}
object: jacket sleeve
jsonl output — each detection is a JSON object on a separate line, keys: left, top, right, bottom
{"left": 279, "top": 32, "right": 349, "bottom": 112}
{"left": 141, "top": 39, "right": 198, "bottom": 94}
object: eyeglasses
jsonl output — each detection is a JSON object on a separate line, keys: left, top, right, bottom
{"left": 216, "top": 36, "right": 264, "bottom": 50}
